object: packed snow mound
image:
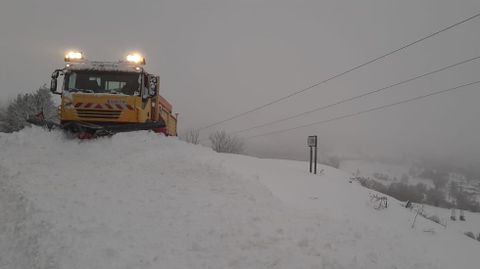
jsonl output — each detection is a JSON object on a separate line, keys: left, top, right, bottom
{"left": 1, "top": 127, "right": 479, "bottom": 269}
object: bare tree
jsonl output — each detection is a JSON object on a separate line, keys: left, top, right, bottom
{"left": 181, "top": 128, "right": 200, "bottom": 144}
{"left": 209, "top": 130, "right": 244, "bottom": 154}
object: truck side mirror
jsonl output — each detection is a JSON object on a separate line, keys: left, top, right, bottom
{"left": 149, "top": 76, "right": 159, "bottom": 97}
{"left": 50, "top": 78, "right": 58, "bottom": 94}
{"left": 50, "top": 70, "right": 61, "bottom": 95}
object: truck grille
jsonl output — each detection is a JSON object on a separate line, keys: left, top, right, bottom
{"left": 76, "top": 109, "right": 122, "bottom": 119}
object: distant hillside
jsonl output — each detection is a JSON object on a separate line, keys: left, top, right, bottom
{"left": 339, "top": 159, "right": 480, "bottom": 211}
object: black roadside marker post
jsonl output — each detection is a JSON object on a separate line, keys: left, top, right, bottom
{"left": 307, "top": 135, "right": 318, "bottom": 174}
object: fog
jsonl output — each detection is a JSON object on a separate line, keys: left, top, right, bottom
{"left": 1, "top": 0, "right": 479, "bottom": 165}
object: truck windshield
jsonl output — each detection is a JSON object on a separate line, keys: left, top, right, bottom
{"left": 65, "top": 71, "right": 141, "bottom": 95}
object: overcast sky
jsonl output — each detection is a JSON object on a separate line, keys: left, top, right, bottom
{"left": 1, "top": 0, "right": 479, "bottom": 164}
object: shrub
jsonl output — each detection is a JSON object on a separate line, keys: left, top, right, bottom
{"left": 1, "top": 87, "right": 56, "bottom": 133}
{"left": 369, "top": 194, "right": 388, "bottom": 210}
{"left": 181, "top": 128, "right": 200, "bottom": 144}
{"left": 209, "top": 130, "right": 244, "bottom": 154}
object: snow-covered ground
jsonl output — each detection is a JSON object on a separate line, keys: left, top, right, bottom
{"left": 1, "top": 128, "right": 480, "bottom": 269}
{"left": 419, "top": 204, "right": 480, "bottom": 238}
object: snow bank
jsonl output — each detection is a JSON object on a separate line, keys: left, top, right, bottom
{"left": 1, "top": 127, "right": 479, "bottom": 269}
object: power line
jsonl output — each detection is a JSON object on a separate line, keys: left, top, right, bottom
{"left": 198, "top": 11, "right": 480, "bottom": 131}
{"left": 243, "top": 80, "right": 480, "bottom": 140}
{"left": 230, "top": 56, "right": 480, "bottom": 135}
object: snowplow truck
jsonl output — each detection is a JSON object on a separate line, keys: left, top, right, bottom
{"left": 47, "top": 51, "right": 177, "bottom": 138}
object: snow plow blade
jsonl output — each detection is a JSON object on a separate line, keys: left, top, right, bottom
{"left": 27, "top": 117, "right": 166, "bottom": 138}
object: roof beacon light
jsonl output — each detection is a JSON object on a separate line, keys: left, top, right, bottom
{"left": 126, "top": 53, "right": 146, "bottom": 65}
{"left": 64, "top": 51, "right": 84, "bottom": 62}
